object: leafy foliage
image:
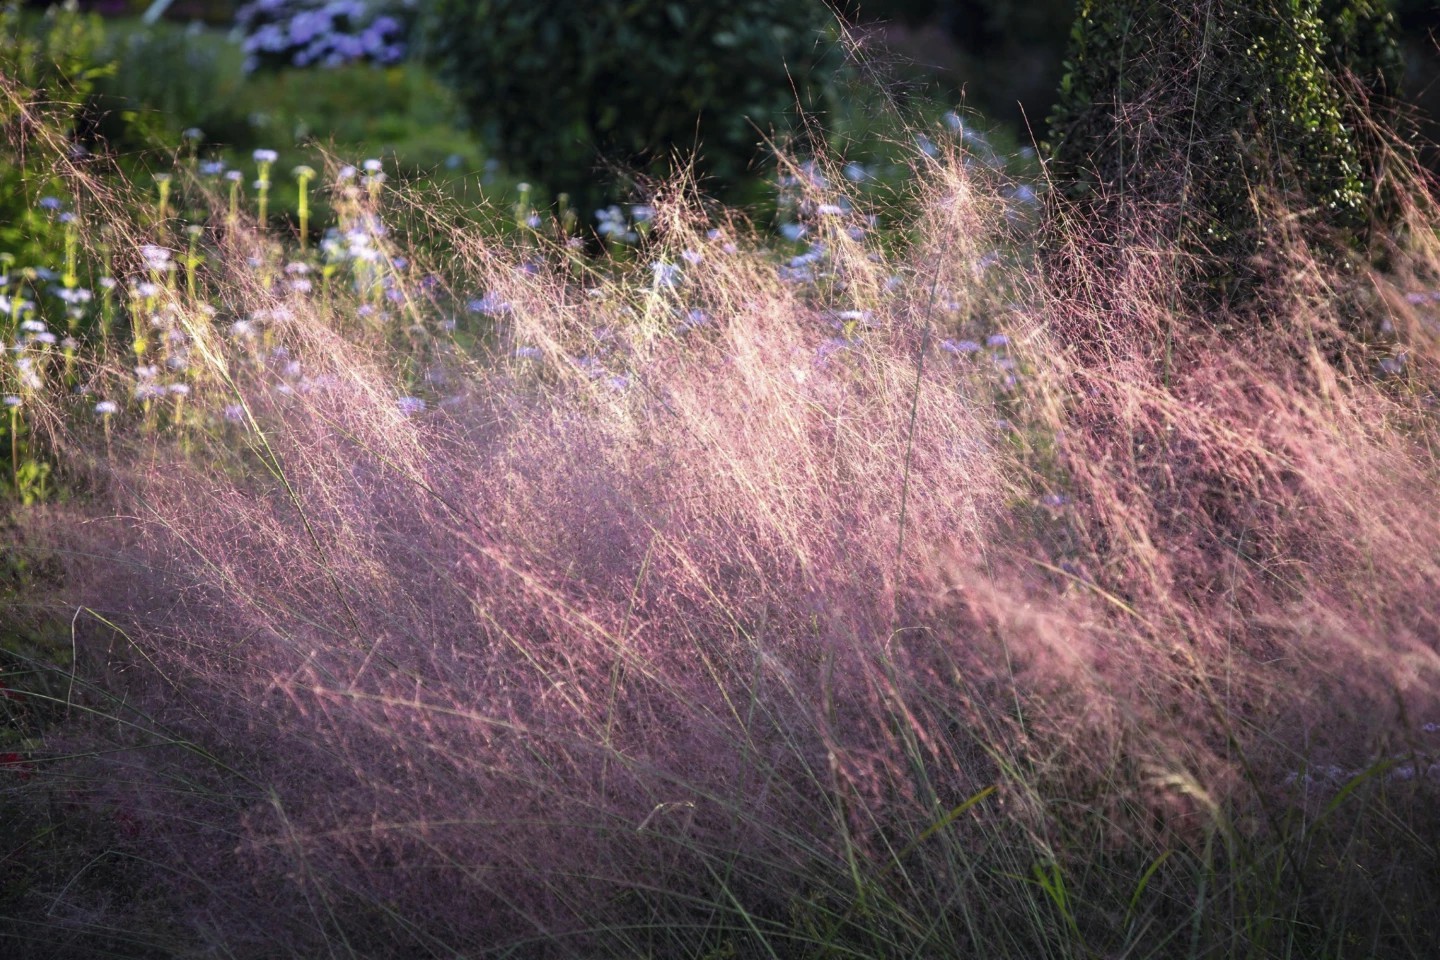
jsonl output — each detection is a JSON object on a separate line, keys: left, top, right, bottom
{"left": 0, "top": 4, "right": 111, "bottom": 271}
{"left": 0, "top": 4, "right": 115, "bottom": 504}
{"left": 90, "top": 17, "right": 251, "bottom": 148}
{"left": 421, "top": 0, "right": 846, "bottom": 213}
{"left": 1046, "top": 0, "right": 1403, "bottom": 268}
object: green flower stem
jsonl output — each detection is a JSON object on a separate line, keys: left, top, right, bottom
{"left": 255, "top": 155, "right": 274, "bottom": 227}
{"left": 8, "top": 405, "right": 18, "bottom": 495}
{"left": 256, "top": 178, "right": 271, "bottom": 228}
{"left": 186, "top": 225, "right": 202, "bottom": 300}
{"left": 100, "top": 245, "right": 114, "bottom": 347}
{"left": 294, "top": 166, "right": 316, "bottom": 250}
{"left": 154, "top": 172, "right": 172, "bottom": 225}
{"left": 62, "top": 217, "right": 79, "bottom": 289}
{"left": 228, "top": 176, "right": 241, "bottom": 227}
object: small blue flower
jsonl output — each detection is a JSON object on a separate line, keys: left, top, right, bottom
{"left": 1010, "top": 184, "right": 1038, "bottom": 206}
{"left": 651, "top": 262, "right": 682, "bottom": 287}
{"left": 678, "top": 309, "right": 709, "bottom": 331}
{"left": 467, "top": 294, "right": 511, "bottom": 316}
{"left": 814, "top": 337, "right": 851, "bottom": 362}
{"left": 1378, "top": 353, "right": 1407, "bottom": 375}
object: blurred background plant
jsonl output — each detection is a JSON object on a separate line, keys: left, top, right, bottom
{"left": 0, "top": 2, "right": 110, "bottom": 271}
{"left": 419, "top": 0, "right": 848, "bottom": 219}
{"left": 1044, "top": 0, "right": 1403, "bottom": 300}
{"left": 234, "top": 0, "right": 415, "bottom": 73}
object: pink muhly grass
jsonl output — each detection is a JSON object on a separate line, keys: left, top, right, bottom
{"left": 10, "top": 83, "right": 1440, "bottom": 957}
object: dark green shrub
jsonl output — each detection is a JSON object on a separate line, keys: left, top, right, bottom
{"left": 1046, "top": 0, "right": 1403, "bottom": 274}
{"left": 838, "top": 1, "right": 1076, "bottom": 140}
{"left": 421, "top": 0, "right": 845, "bottom": 216}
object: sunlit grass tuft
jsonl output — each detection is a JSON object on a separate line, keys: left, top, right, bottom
{"left": 3, "top": 62, "right": 1440, "bottom": 960}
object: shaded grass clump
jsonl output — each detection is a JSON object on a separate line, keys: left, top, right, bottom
{"left": 4, "top": 70, "right": 1440, "bottom": 959}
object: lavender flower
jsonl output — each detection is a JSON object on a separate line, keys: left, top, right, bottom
{"left": 651, "top": 262, "right": 682, "bottom": 288}
{"left": 468, "top": 294, "right": 511, "bottom": 316}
